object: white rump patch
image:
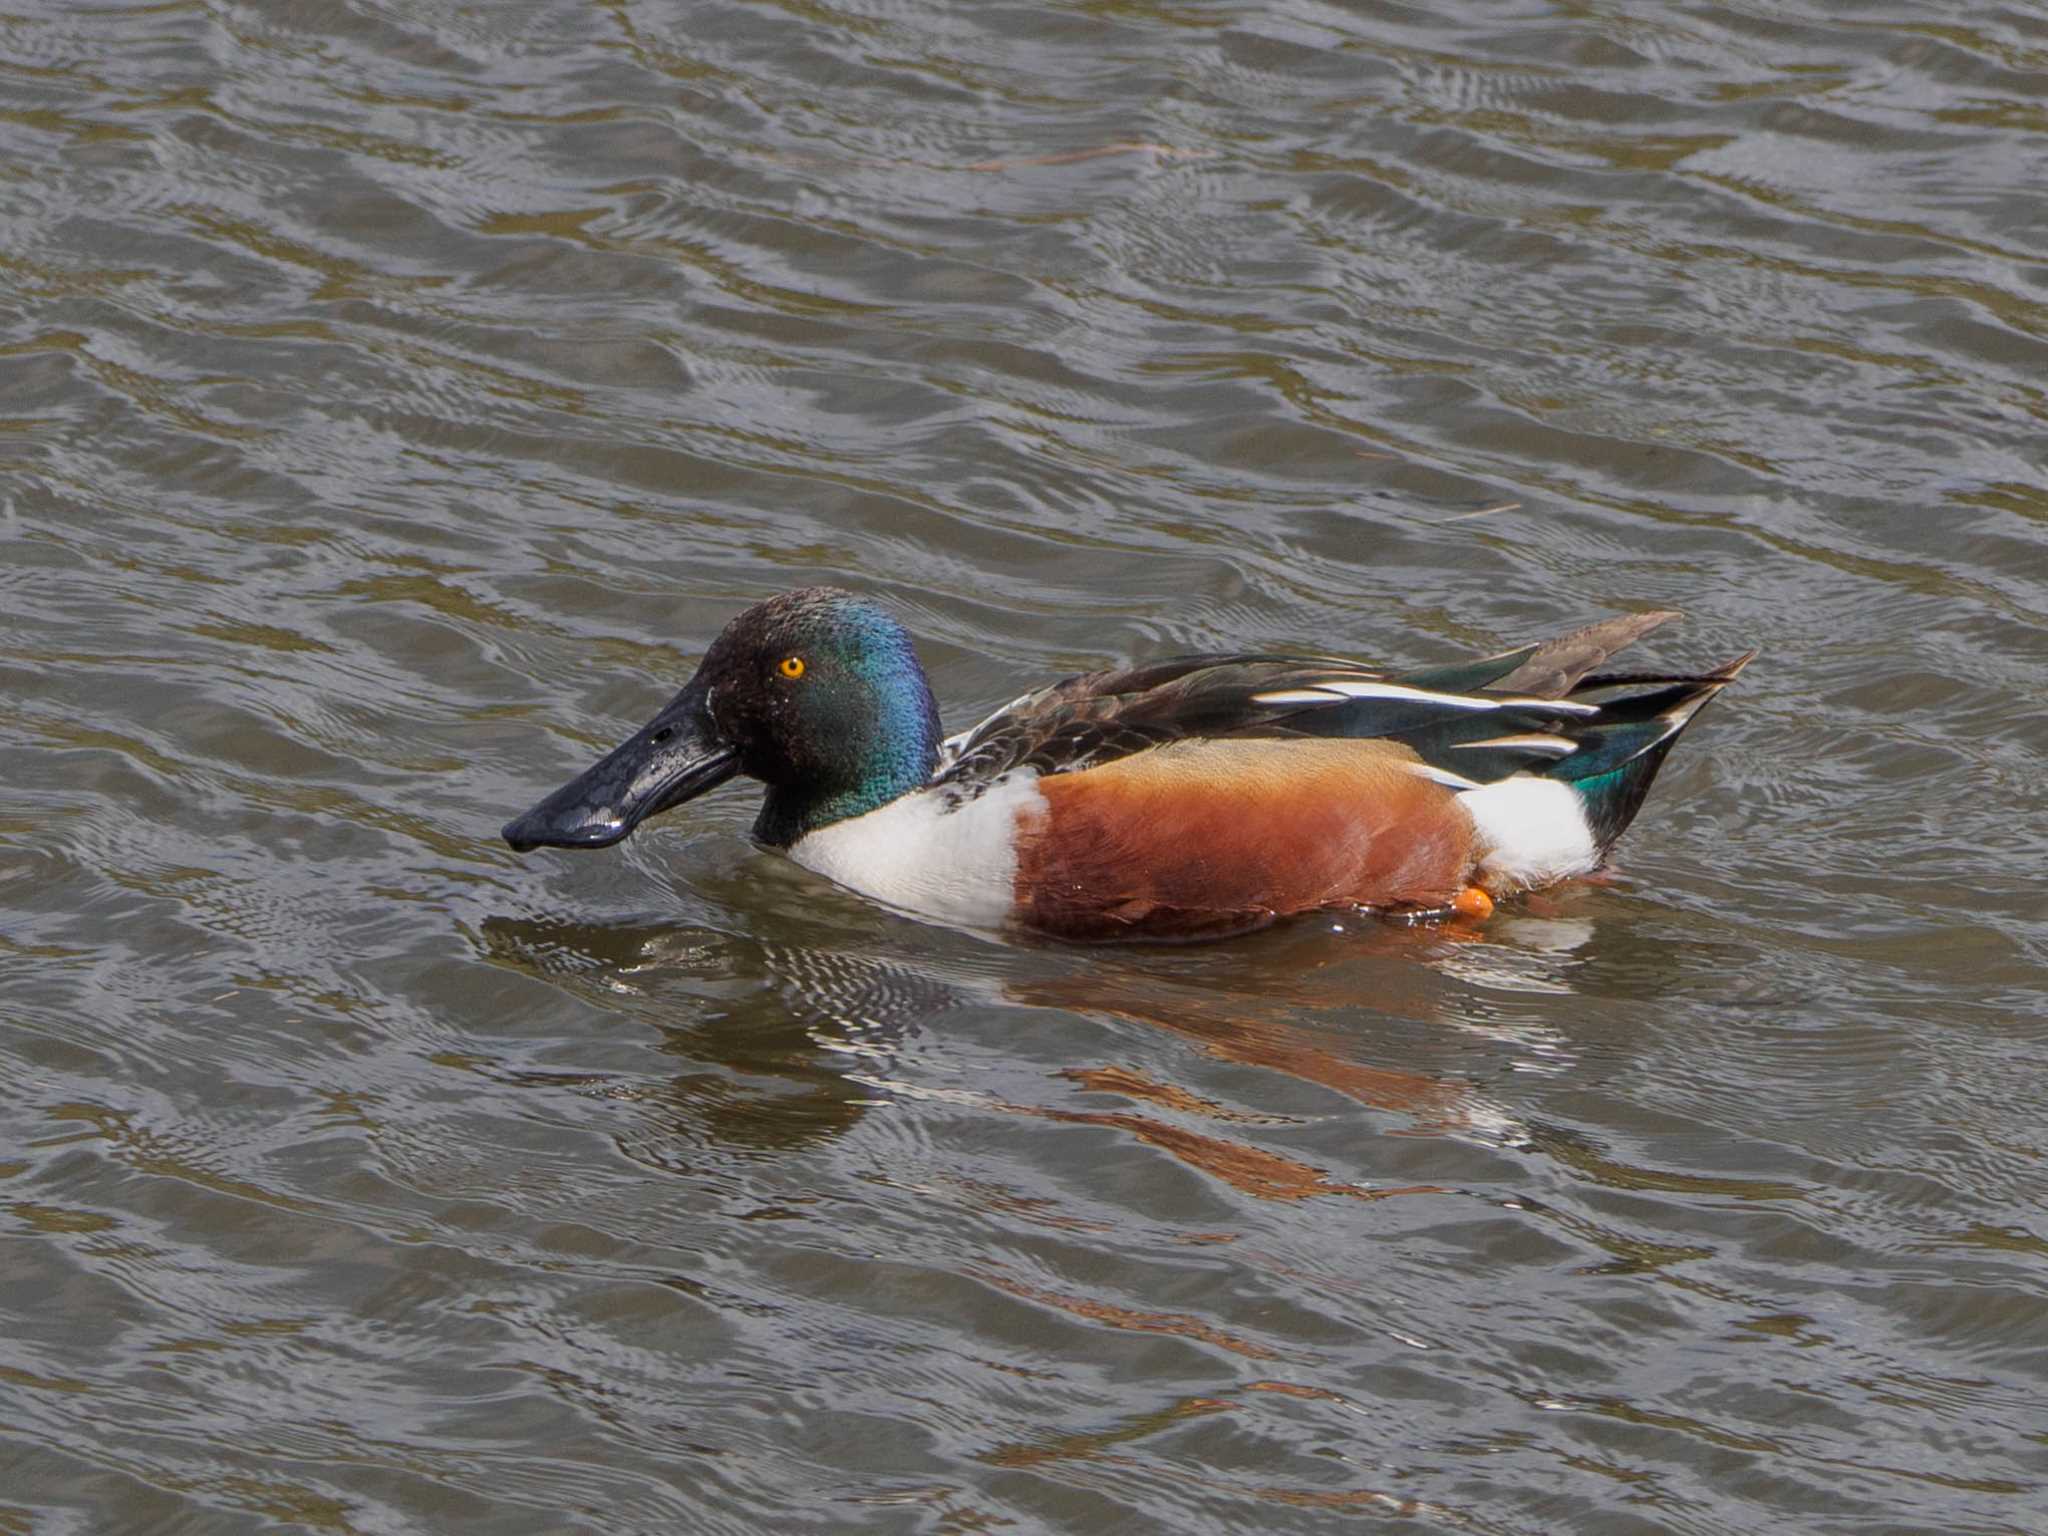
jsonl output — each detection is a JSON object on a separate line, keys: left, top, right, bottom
{"left": 789, "top": 773, "right": 1046, "bottom": 929}
{"left": 1461, "top": 775, "right": 1599, "bottom": 891}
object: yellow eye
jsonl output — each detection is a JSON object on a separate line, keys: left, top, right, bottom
{"left": 777, "top": 655, "right": 805, "bottom": 679}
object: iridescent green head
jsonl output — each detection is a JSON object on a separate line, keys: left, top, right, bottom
{"left": 502, "top": 587, "right": 942, "bottom": 854}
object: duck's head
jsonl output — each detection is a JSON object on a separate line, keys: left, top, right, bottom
{"left": 502, "top": 587, "right": 941, "bottom": 854}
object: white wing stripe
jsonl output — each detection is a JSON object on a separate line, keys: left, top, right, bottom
{"left": 1251, "top": 679, "right": 1601, "bottom": 714}
{"left": 1494, "top": 696, "right": 1600, "bottom": 715}
{"left": 1452, "top": 734, "right": 1578, "bottom": 754}
{"left": 1404, "top": 763, "right": 1484, "bottom": 791}
{"left": 1252, "top": 682, "right": 1500, "bottom": 709}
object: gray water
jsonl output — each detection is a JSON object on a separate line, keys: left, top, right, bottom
{"left": 3, "top": 1, "right": 2046, "bottom": 1531}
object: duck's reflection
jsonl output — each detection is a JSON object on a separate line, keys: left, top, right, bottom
{"left": 473, "top": 899, "right": 1604, "bottom": 1198}
{"left": 475, "top": 914, "right": 900, "bottom": 1157}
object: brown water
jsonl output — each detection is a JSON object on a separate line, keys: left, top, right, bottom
{"left": 4, "top": 2, "right": 2047, "bottom": 1531}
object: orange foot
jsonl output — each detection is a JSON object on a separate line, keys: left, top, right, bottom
{"left": 1451, "top": 885, "right": 1495, "bottom": 920}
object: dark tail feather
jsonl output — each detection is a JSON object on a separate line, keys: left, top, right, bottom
{"left": 1552, "top": 650, "right": 1756, "bottom": 853}
{"left": 1490, "top": 610, "right": 1679, "bottom": 698}
{"left": 1397, "top": 610, "right": 1679, "bottom": 698}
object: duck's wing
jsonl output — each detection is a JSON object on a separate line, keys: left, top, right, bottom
{"left": 935, "top": 652, "right": 1307, "bottom": 779}
{"left": 934, "top": 655, "right": 1588, "bottom": 793}
{"left": 932, "top": 612, "right": 1699, "bottom": 795}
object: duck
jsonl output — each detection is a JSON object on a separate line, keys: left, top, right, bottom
{"left": 502, "top": 587, "right": 1753, "bottom": 942}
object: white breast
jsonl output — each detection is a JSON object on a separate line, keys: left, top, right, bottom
{"left": 786, "top": 773, "right": 1047, "bottom": 929}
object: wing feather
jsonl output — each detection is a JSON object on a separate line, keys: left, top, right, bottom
{"left": 934, "top": 615, "right": 1709, "bottom": 797}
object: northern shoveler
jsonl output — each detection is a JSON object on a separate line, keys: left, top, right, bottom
{"left": 502, "top": 587, "right": 1753, "bottom": 941}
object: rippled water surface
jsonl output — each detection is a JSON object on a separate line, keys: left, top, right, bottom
{"left": 5, "top": 1, "right": 2047, "bottom": 1530}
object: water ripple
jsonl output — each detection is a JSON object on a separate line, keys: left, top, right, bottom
{"left": 2, "top": 0, "right": 2045, "bottom": 1531}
